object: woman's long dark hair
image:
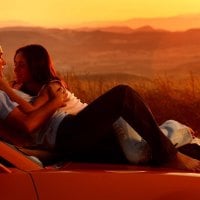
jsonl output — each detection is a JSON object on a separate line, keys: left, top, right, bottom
{"left": 14, "top": 44, "right": 63, "bottom": 95}
{"left": 14, "top": 44, "right": 58, "bottom": 85}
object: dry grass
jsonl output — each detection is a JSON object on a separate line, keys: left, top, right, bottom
{"left": 60, "top": 72, "right": 200, "bottom": 135}
{"left": 5, "top": 69, "right": 200, "bottom": 135}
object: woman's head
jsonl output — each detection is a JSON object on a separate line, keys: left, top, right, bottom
{"left": 14, "top": 44, "right": 58, "bottom": 85}
{"left": 13, "top": 44, "right": 59, "bottom": 95}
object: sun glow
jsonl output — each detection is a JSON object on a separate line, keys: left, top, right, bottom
{"left": 1, "top": 0, "right": 200, "bottom": 28}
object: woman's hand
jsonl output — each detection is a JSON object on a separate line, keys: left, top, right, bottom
{"left": 54, "top": 87, "right": 68, "bottom": 107}
{"left": 45, "top": 83, "right": 68, "bottom": 108}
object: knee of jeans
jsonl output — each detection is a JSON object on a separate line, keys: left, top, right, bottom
{"left": 115, "top": 84, "right": 138, "bottom": 98}
{"left": 114, "top": 84, "right": 134, "bottom": 93}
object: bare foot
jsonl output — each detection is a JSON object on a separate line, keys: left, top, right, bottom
{"left": 166, "top": 152, "right": 200, "bottom": 172}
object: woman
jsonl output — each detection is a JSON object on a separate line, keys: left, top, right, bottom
{"left": 1, "top": 44, "right": 200, "bottom": 171}
{"left": 11, "top": 44, "right": 58, "bottom": 96}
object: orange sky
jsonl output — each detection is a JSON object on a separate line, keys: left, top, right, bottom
{"left": 1, "top": 0, "right": 200, "bottom": 28}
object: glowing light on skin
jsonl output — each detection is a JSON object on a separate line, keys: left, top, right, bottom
{"left": 0, "top": 46, "right": 3, "bottom": 54}
{"left": 0, "top": 46, "right": 6, "bottom": 78}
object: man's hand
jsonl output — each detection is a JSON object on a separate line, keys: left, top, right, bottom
{"left": 0, "top": 79, "right": 11, "bottom": 92}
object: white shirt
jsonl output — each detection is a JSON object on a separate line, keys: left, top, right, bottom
{"left": 13, "top": 87, "right": 87, "bottom": 149}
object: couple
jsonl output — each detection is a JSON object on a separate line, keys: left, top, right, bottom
{"left": 0, "top": 44, "right": 200, "bottom": 172}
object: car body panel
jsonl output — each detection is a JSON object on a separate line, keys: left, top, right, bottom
{"left": 1, "top": 140, "right": 200, "bottom": 200}
{"left": 0, "top": 168, "right": 38, "bottom": 200}
{"left": 30, "top": 163, "right": 200, "bottom": 200}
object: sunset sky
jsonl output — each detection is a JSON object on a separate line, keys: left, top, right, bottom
{"left": 1, "top": 0, "right": 200, "bottom": 28}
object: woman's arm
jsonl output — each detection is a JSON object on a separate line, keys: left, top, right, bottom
{"left": 31, "top": 81, "right": 65, "bottom": 109}
{"left": 0, "top": 79, "right": 64, "bottom": 113}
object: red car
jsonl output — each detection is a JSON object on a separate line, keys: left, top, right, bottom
{"left": 0, "top": 140, "right": 200, "bottom": 200}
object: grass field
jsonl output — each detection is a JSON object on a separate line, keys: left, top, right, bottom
{"left": 4, "top": 68, "right": 200, "bottom": 135}
{"left": 60, "top": 72, "right": 200, "bottom": 136}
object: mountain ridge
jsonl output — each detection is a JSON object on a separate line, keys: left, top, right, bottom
{"left": 1, "top": 26, "right": 200, "bottom": 77}
{"left": 1, "top": 13, "right": 200, "bottom": 31}
{"left": 69, "top": 14, "right": 200, "bottom": 31}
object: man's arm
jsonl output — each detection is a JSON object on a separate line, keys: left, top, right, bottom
{"left": 4, "top": 88, "right": 67, "bottom": 135}
{"left": 0, "top": 79, "right": 36, "bottom": 112}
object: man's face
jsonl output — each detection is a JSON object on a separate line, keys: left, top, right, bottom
{"left": 0, "top": 47, "right": 6, "bottom": 78}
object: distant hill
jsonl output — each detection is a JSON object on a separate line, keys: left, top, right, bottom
{"left": 76, "top": 26, "right": 135, "bottom": 34}
{"left": 76, "top": 25, "right": 167, "bottom": 34}
{"left": 76, "top": 14, "right": 200, "bottom": 31}
{"left": 1, "top": 26, "right": 200, "bottom": 77}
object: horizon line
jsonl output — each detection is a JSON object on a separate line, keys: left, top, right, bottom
{"left": 1, "top": 13, "right": 200, "bottom": 31}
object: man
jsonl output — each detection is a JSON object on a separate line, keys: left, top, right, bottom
{"left": 0, "top": 46, "right": 6, "bottom": 78}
